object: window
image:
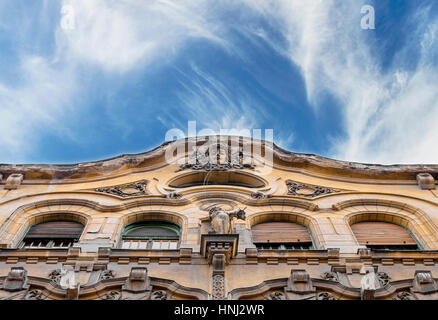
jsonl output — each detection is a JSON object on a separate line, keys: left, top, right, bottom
{"left": 121, "top": 221, "right": 180, "bottom": 250}
{"left": 251, "top": 222, "right": 313, "bottom": 250}
{"left": 169, "top": 171, "right": 265, "bottom": 189}
{"left": 351, "top": 221, "right": 419, "bottom": 250}
{"left": 20, "top": 220, "right": 84, "bottom": 249}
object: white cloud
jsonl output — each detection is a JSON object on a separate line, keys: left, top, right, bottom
{"left": 240, "top": 0, "right": 438, "bottom": 164}
{"left": 1, "top": 0, "right": 438, "bottom": 165}
{"left": 0, "top": 56, "right": 78, "bottom": 162}
{"left": 57, "top": 0, "right": 228, "bottom": 72}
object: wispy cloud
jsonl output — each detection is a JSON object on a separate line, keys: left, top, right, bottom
{"left": 1, "top": 1, "right": 437, "bottom": 165}
{"left": 0, "top": 56, "right": 78, "bottom": 162}
{"left": 58, "top": 0, "right": 228, "bottom": 72}
{"left": 240, "top": 0, "right": 438, "bottom": 164}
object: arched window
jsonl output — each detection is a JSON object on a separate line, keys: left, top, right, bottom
{"left": 121, "top": 221, "right": 180, "bottom": 249}
{"left": 20, "top": 220, "right": 84, "bottom": 249}
{"left": 251, "top": 222, "right": 313, "bottom": 250}
{"left": 351, "top": 221, "right": 419, "bottom": 250}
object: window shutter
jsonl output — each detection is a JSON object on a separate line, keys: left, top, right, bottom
{"left": 351, "top": 222, "right": 416, "bottom": 245}
{"left": 25, "top": 221, "right": 84, "bottom": 239}
{"left": 251, "top": 222, "right": 311, "bottom": 243}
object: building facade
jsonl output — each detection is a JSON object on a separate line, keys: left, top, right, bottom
{"left": 1, "top": 136, "right": 438, "bottom": 300}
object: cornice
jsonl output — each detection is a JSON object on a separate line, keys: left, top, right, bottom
{"left": 0, "top": 135, "right": 437, "bottom": 182}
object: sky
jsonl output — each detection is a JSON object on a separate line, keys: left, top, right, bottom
{"left": 0, "top": 0, "right": 437, "bottom": 165}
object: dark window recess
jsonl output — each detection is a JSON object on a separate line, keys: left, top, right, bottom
{"left": 255, "top": 242, "right": 313, "bottom": 250}
{"left": 21, "top": 220, "right": 84, "bottom": 249}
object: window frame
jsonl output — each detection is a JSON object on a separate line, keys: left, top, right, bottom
{"left": 120, "top": 220, "right": 181, "bottom": 250}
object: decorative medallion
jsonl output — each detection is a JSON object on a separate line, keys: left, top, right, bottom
{"left": 286, "top": 180, "right": 339, "bottom": 198}
{"left": 377, "top": 272, "right": 390, "bottom": 287}
{"left": 24, "top": 289, "right": 46, "bottom": 300}
{"left": 316, "top": 292, "right": 338, "bottom": 300}
{"left": 266, "top": 291, "right": 286, "bottom": 300}
{"left": 150, "top": 290, "right": 169, "bottom": 300}
{"left": 95, "top": 180, "right": 148, "bottom": 198}
{"left": 212, "top": 274, "right": 225, "bottom": 300}
{"left": 321, "top": 271, "right": 339, "bottom": 282}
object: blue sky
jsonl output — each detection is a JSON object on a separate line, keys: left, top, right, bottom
{"left": 0, "top": 0, "right": 437, "bottom": 165}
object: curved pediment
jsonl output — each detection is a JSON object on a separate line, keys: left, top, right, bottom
{"left": 1, "top": 135, "right": 437, "bottom": 183}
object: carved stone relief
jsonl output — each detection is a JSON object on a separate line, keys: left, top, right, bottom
{"left": 286, "top": 180, "right": 339, "bottom": 198}
{"left": 209, "top": 206, "right": 246, "bottom": 234}
{"left": 316, "top": 292, "right": 338, "bottom": 300}
{"left": 2, "top": 267, "right": 29, "bottom": 291}
{"left": 166, "top": 192, "right": 182, "bottom": 199}
{"left": 24, "top": 289, "right": 46, "bottom": 300}
{"left": 250, "top": 192, "right": 271, "bottom": 200}
{"left": 100, "top": 290, "right": 122, "bottom": 300}
{"left": 265, "top": 291, "right": 286, "bottom": 300}
{"left": 321, "top": 271, "right": 339, "bottom": 282}
{"left": 95, "top": 180, "right": 148, "bottom": 197}
{"left": 99, "top": 269, "right": 116, "bottom": 281}
{"left": 393, "top": 291, "right": 416, "bottom": 300}
{"left": 377, "top": 272, "right": 390, "bottom": 287}
{"left": 151, "top": 290, "right": 169, "bottom": 300}
{"left": 212, "top": 275, "right": 225, "bottom": 300}
{"left": 176, "top": 142, "right": 254, "bottom": 172}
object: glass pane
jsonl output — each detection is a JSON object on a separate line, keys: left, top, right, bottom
{"left": 169, "top": 241, "right": 177, "bottom": 249}
{"left": 122, "top": 241, "right": 131, "bottom": 249}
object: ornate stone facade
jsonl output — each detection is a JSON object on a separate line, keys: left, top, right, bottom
{"left": 0, "top": 136, "right": 438, "bottom": 300}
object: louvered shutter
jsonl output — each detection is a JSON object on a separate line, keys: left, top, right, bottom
{"left": 351, "top": 222, "right": 416, "bottom": 245}
{"left": 251, "top": 222, "right": 311, "bottom": 243}
{"left": 25, "top": 221, "right": 84, "bottom": 239}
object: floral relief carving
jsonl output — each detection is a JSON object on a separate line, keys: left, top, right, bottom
{"left": 316, "top": 292, "right": 338, "bottom": 300}
{"left": 95, "top": 180, "right": 148, "bottom": 197}
{"left": 286, "top": 180, "right": 339, "bottom": 198}
{"left": 99, "top": 270, "right": 116, "bottom": 281}
{"left": 150, "top": 290, "right": 169, "bottom": 300}
{"left": 100, "top": 291, "right": 121, "bottom": 300}
{"left": 377, "top": 272, "right": 390, "bottom": 287}
{"left": 266, "top": 291, "right": 286, "bottom": 300}
{"left": 48, "top": 269, "right": 62, "bottom": 286}
{"left": 212, "top": 275, "right": 225, "bottom": 300}
{"left": 321, "top": 272, "right": 339, "bottom": 282}
{"left": 250, "top": 192, "right": 271, "bottom": 200}
{"left": 24, "top": 289, "right": 46, "bottom": 300}
{"left": 176, "top": 144, "right": 254, "bottom": 172}
{"left": 393, "top": 291, "right": 416, "bottom": 300}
